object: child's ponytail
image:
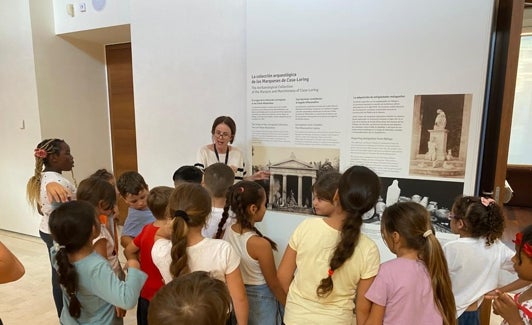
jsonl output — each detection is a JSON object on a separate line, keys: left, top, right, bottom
{"left": 316, "top": 166, "right": 380, "bottom": 297}
{"left": 167, "top": 183, "right": 212, "bottom": 278}
{"left": 48, "top": 201, "right": 98, "bottom": 320}
{"left": 382, "top": 202, "right": 456, "bottom": 325}
{"left": 170, "top": 211, "right": 190, "bottom": 277}
{"left": 55, "top": 246, "right": 81, "bottom": 318}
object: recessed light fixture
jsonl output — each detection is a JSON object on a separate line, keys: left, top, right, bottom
{"left": 92, "top": 0, "right": 106, "bottom": 11}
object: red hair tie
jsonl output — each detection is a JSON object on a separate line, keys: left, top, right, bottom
{"left": 513, "top": 232, "right": 532, "bottom": 258}
{"left": 327, "top": 269, "right": 334, "bottom": 276}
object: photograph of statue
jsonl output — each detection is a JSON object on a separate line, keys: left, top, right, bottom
{"left": 252, "top": 145, "right": 340, "bottom": 215}
{"left": 409, "top": 94, "right": 472, "bottom": 178}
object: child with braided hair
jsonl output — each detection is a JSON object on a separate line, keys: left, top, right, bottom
{"left": 364, "top": 202, "right": 456, "bottom": 325}
{"left": 277, "top": 165, "right": 381, "bottom": 324}
{"left": 150, "top": 183, "right": 248, "bottom": 325}
{"left": 49, "top": 200, "right": 146, "bottom": 325}
{"left": 216, "top": 180, "right": 286, "bottom": 325}
{"left": 443, "top": 195, "right": 522, "bottom": 325}
{"left": 26, "top": 138, "right": 77, "bottom": 317}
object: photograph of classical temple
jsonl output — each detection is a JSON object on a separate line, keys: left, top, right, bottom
{"left": 252, "top": 146, "right": 340, "bottom": 214}
{"left": 409, "top": 94, "right": 472, "bottom": 178}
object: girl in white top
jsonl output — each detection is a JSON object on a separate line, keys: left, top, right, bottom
{"left": 216, "top": 181, "right": 286, "bottom": 325}
{"left": 151, "top": 183, "right": 248, "bottom": 325}
{"left": 26, "top": 138, "right": 77, "bottom": 317}
{"left": 443, "top": 196, "right": 523, "bottom": 324}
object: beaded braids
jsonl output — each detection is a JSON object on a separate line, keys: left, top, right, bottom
{"left": 168, "top": 183, "right": 212, "bottom": 278}
{"left": 26, "top": 139, "right": 77, "bottom": 210}
{"left": 316, "top": 165, "right": 380, "bottom": 297}
{"left": 451, "top": 195, "right": 504, "bottom": 246}
{"left": 215, "top": 181, "right": 277, "bottom": 250}
{"left": 48, "top": 201, "right": 99, "bottom": 319}
{"left": 381, "top": 202, "right": 456, "bottom": 325}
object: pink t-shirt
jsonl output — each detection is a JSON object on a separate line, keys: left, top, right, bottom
{"left": 365, "top": 258, "right": 442, "bottom": 324}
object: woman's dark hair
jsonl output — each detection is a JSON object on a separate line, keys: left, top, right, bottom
{"left": 381, "top": 202, "right": 456, "bottom": 325}
{"left": 451, "top": 195, "right": 504, "bottom": 245}
{"left": 514, "top": 225, "right": 532, "bottom": 265}
{"left": 312, "top": 171, "right": 342, "bottom": 202}
{"left": 48, "top": 200, "right": 98, "bottom": 319}
{"left": 316, "top": 165, "right": 380, "bottom": 297}
{"left": 215, "top": 181, "right": 277, "bottom": 250}
{"left": 76, "top": 177, "right": 117, "bottom": 212}
{"left": 168, "top": 183, "right": 212, "bottom": 278}
{"left": 211, "top": 116, "right": 236, "bottom": 144}
{"left": 148, "top": 271, "right": 231, "bottom": 325}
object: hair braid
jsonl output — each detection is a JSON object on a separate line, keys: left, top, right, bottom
{"left": 317, "top": 209, "right": 362, "bottom": 296}
{"left": 56, "top": 247, "right": 81, "bottom": 318}
{"left": 316, "top": 166, "right": 379, "bottom": 297}
{"left": 26, "top": 139, "right": 66, "bottom": 210}
{"left": 215, "top": 187, "right": 235, "bottom": 239}
{"left": 170, "top": 218, "right": 190, "bottom": 278}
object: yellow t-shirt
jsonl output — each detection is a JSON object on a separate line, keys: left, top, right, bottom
{"left": 284, "top": 218, "right": 380, "bottom": 324}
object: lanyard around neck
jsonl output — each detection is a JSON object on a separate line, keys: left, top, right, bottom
{"left": 213, "top": 145, "right": 230, "bottom": 165}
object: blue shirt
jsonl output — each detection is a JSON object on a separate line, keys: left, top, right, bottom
{"left": 121, "top": 207, "right": 155, "bottom": 238}
{"left": 51, "top": 250, "right": 147, "bottom": 325}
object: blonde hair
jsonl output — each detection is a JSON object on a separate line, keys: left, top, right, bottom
{"left": 26, "top": 139, "right": 78, "bottom": 210}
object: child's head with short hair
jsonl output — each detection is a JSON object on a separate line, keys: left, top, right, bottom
{"left": 76, "top": 177, "right": 117, "bottom": 216}
{"left": 116, "top": 171, "right": 149, "bottom": 210}
{"left": 148, "top": 186, "right": 174, "bottom": 220}
{"left": 148, "top": 271, "right": 231, "bottom": 325}
{"left": 167, "top": 183, "right": 212, "bottom": 277}
{"left": 203, "top": 163, "right": 235, "bottom": 198}
{"left": 49, "top": 201, "right": 100, "bottom": 319}
{"left": 312, "top": 171, "right": 341, "bottom": 216}
{"left": 172, "top": 166, "right": 204, "bottom": 187}
{"left": 450, "top": 195, "right": 504, "bottom": 245}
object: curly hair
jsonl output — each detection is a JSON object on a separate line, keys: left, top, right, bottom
{"left": 451, "top": 195, "right": 504, "bottom": 245}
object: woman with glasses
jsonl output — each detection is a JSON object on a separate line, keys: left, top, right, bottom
{"left": 195, "top": 116, "right": 269, "bottom": 182}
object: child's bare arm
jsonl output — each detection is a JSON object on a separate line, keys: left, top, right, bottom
{"left": 486, "top": 279, "right": 532, "bottom": 297}
{"left": 249, "top": 236, "right": 287, "bottom": 305}
{"left": 124, "top": 241, "right": 140, "bottom": 261}
{"left": 355, "top": 277, "right": 376, "bottom": 325}
{"left": 120, "top": 236, "right": 134, "bottom": 249}
{"left": 0, "top": 241, "right": 25, "bottom": 284}
{"left": 277, "top": 245, "right": 297, "bottom": 294}
{"left": 226, "top": 268, "right": 248, "bottom": 325}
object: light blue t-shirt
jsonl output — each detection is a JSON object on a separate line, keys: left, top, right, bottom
{"left": 51, "top": 250, "right": 147, "bottom": 325}
{"left": 121, "top": 207, "right": 155, "bottom": 238}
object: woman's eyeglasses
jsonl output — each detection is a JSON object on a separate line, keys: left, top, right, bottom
{"left": 214, "top": 131, "right": 231, "bottom": 139}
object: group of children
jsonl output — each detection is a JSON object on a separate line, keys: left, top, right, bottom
{"left": 25, "top": 138, "right": 532, "bottom": 325}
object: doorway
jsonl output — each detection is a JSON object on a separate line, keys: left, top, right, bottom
{"left": 105, "top": 43, "right": 137, "bottom": 224}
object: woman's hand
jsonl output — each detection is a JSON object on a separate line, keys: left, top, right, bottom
{"left": 247, "top": 170, "right": 271, "bottom": 181}
{"left": 45, "top": 182, "right": 72, "bottom": 203}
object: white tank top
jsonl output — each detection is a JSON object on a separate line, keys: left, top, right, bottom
{"left": 223, "top": 226, "right": 266, "bottom": 285}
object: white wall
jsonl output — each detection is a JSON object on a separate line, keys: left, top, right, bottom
{"left": 0, "top": 0, "right": 43, "bottom": 235}
{"left": 0, "top": 0, "right": 113, "bottom": 236}
{"left": 53, "top": 0, "right": 130, "bottom": 34}
{"left": 131, "top": 0, "right": 247, "bottom": 187}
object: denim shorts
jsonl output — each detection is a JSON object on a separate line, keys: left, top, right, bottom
{"left": 245, "top": 283, "right": 284, "bottom": 325}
